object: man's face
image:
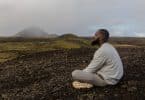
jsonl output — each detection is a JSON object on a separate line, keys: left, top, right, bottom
{"left": 91, "top": 31, "right": 103, "bottom": 46}
{"left": 95, "top": 31, "right": 103, "bottom": 39}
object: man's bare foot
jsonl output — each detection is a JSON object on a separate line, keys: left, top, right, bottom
{"left": 72, "top": 81, "right": 93, "bottom": 89}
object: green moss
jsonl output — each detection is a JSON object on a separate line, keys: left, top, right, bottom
{"left": 0, "top": 52, "right": 18, "bottom": 63}
{"left": 52, "top": 40, "right": 81, "bottom": 49}
{"left": 0, "top": 37, "right": 93, "bottom": 62}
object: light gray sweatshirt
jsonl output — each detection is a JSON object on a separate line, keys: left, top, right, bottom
{"left": 83, "top": 43, "right": 124, "bottom": 85}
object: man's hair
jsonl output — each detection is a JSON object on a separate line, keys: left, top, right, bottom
{"left": 98, "top": 29, "right": 110, "bottom": 42}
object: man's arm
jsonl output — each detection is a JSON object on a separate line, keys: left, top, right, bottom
{"left": 83, "top": 50, "right": 106, "bottom": 73}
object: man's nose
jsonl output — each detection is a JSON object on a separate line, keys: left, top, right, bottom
{"left": 95, "top": 32, "right": 98, "bottom": 36}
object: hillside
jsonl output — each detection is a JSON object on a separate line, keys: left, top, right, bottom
{"left": 59, "top": 33, "right": 78, "bottom": 39}
{"left": 0, "top": 37, "right": 145, "bottom": 63}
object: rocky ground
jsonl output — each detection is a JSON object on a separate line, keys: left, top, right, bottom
{"left": 0, "top": 47, "right": 145, "bottom": 100}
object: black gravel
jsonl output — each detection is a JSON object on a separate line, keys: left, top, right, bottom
{"left": 0, "top": 48, "right": 145, "bottom": 100}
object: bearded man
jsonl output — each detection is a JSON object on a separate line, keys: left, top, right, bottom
{"left": 72, "top": 29, "right": 124, "bottom": 89}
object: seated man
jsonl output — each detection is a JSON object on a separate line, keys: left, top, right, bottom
{"left": 72, "top": 29, "right": 124, "bottom": 89}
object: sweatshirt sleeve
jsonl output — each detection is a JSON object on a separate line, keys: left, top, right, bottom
{"left": 83, "top": 49, "right": 106, "bottom": 73}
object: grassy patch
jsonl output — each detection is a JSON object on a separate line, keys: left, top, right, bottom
{"left": 51, "top": 40, "right": 81, "bottom": 49}
{"left": 0, "top": 52, "right": 18, "bottom": 63}
{"left": 0, "top": 37, "right": 93, "bottom": 62}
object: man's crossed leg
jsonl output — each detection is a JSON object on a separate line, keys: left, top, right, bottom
{"left": 72, "top": 70, "right": 107, "bottom": 89}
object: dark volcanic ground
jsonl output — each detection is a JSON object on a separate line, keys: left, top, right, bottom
{"left": 0, "top": 47, "right": 145, "bottom": 100}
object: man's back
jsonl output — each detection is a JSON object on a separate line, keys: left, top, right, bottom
{"left": 97, "top": 43, "right": 124, "bottom": 84}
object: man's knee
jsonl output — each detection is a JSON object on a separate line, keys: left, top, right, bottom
{"left": 72, "top": 70, "right": 82, "bottom": 79}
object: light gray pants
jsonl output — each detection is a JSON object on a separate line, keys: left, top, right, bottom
{"left": 72, "top": 70, "right": 107, "bottom": 86}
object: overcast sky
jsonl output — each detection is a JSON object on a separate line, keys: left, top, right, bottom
{"left": 0, "top": 0, "right": 145, "bottom": 37}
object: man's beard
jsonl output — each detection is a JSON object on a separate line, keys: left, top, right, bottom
{"left": 91, "top": 38, "right": 100, "bottom": 46}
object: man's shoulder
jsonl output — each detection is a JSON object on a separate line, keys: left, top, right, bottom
{"left": 101, "top": 43, "right": 115, "bottom": 50}
{"left": 102, "top": 42, "right": 113, "bottom": 47}
{"left": 96, "top": 43, "right": 115, "bottom": 55}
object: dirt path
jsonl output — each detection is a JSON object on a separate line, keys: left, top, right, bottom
{"left": 0, "top": 48, "right": 145, "bottom": 100}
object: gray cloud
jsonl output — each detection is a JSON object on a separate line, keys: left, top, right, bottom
{"left": 0, "top": 0, "right": 145, "bottom": 36}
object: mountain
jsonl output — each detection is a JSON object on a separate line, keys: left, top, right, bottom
{"left": 59, "top": 33, "right": 78, "bottom": 39}
{"left": 15, "top": 27, "right": 58, "bottom": 38}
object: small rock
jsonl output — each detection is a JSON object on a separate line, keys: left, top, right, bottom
{"left": 127, "top": 87, "right": 137, "bottom": 92}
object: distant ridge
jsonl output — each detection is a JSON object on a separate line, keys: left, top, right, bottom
{"left": 59, "top": 33, "right": 78, "bottom": 38}
{"left": 14, "top": 27, "right": 58, "bottom": 38}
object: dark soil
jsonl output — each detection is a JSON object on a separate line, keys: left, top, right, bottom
{"left": 0, "top": 47, "right": 145, "bottom": 100}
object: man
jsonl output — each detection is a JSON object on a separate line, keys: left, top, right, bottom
{"left": 72, "top": 29, "right": 124, "bottom": 89}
